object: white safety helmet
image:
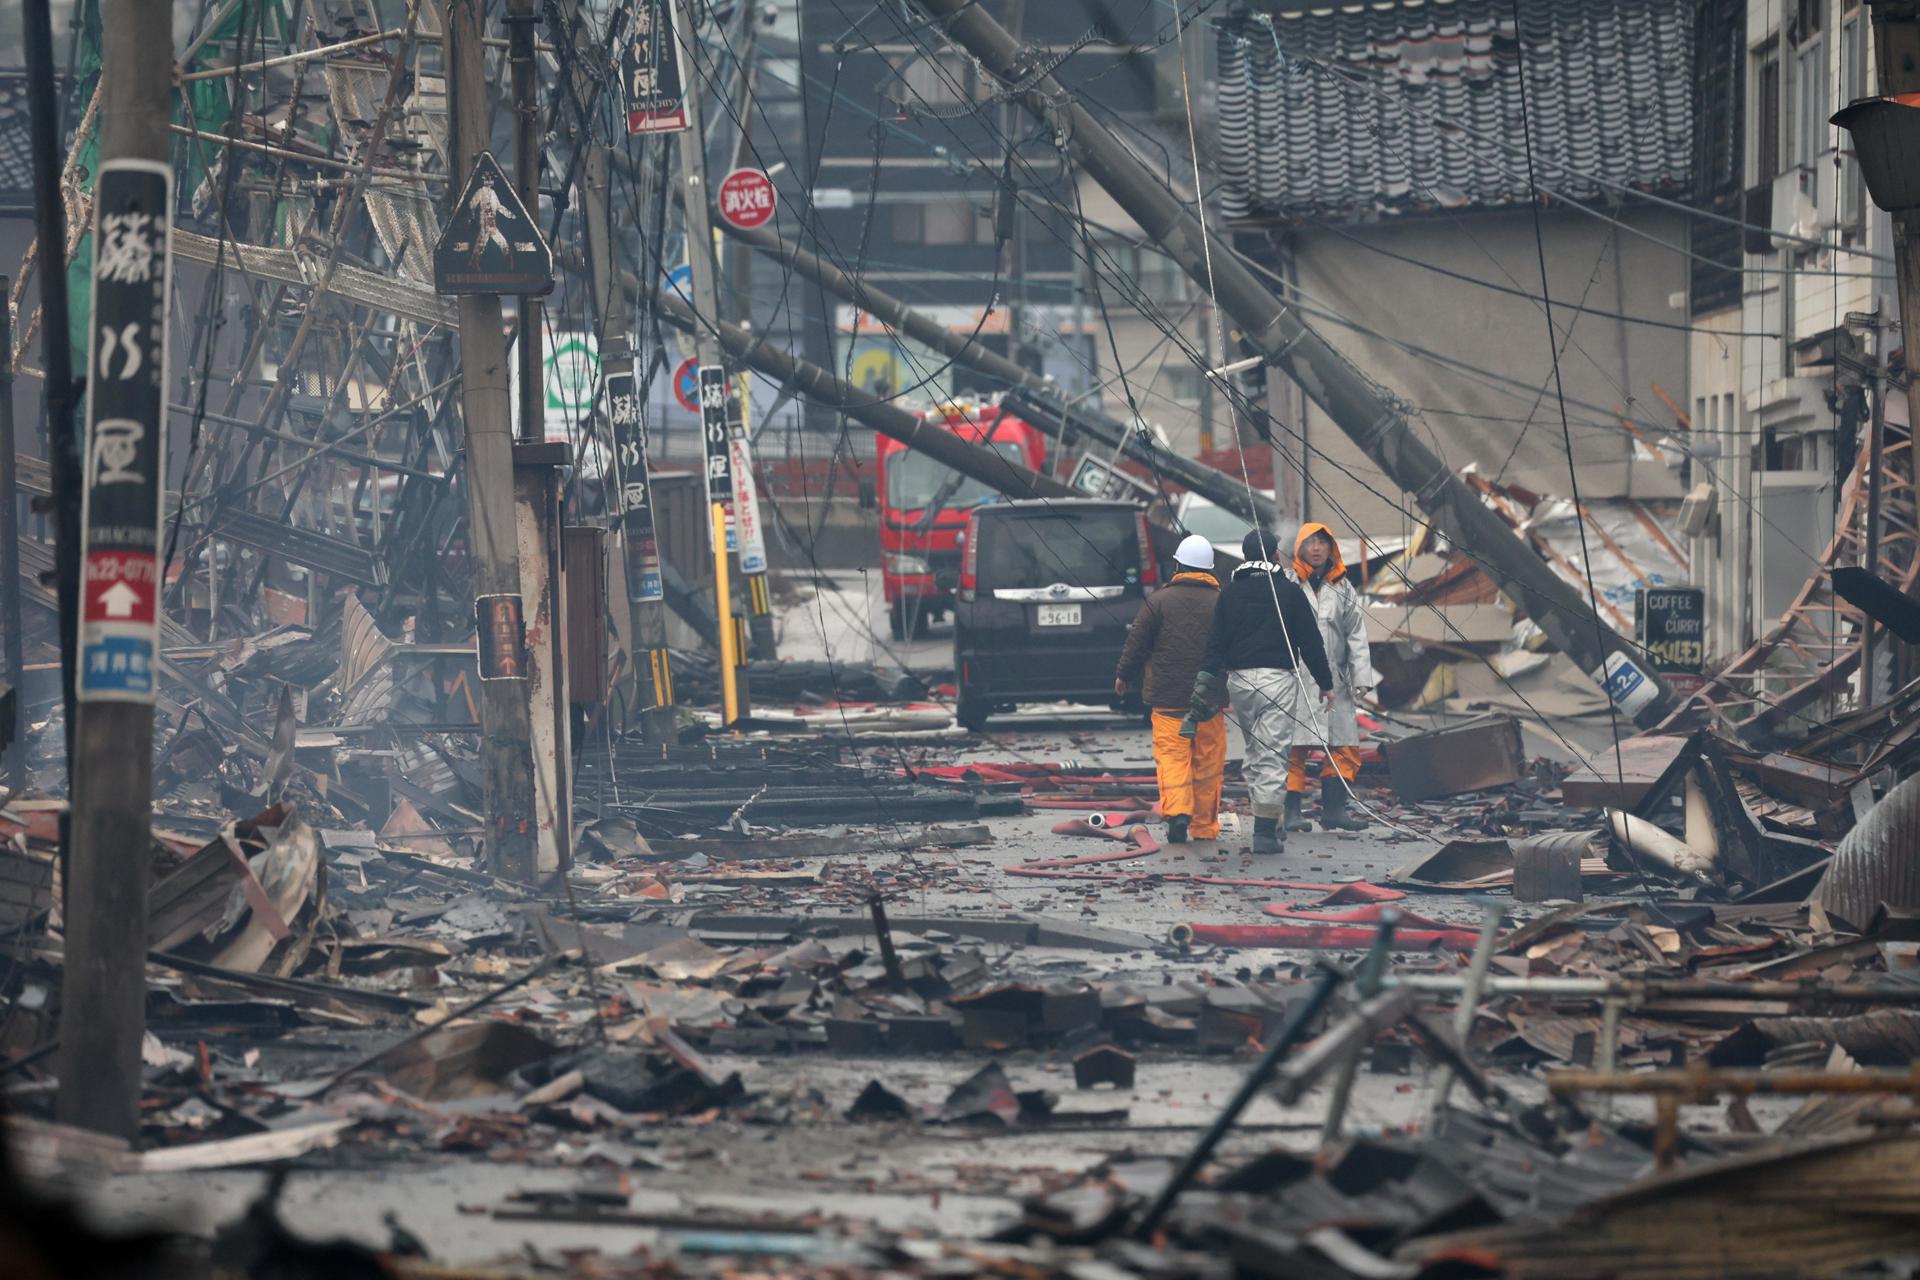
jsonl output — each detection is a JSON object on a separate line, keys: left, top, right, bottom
{"left": 1173, "top": 533, "right": 1215, "bottom": 571}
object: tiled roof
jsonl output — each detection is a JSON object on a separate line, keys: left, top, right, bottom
{"left": 0, "top": 71, "right": 43, "bottom": 213}
{"left": 1214, "top": 0, "right": 1696, "bottom": 222}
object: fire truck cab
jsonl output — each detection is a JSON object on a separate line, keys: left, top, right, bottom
{"left": 874, "top": 403, "right": 1047, "bottom": 640}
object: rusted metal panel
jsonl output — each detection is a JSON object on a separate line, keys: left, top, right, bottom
{"left": 1383, "top": 715, "right": 1525, "bottom": 802}
{"left": 1561, "top": 734, "right": 1689, "bottom": 809}
{"left": 563, "top": 526, "right": 607, "bottom": 705}
{"left": 1816, "top": 772, "right": 1920, "bottom": 930}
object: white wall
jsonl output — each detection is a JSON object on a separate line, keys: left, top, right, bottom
{"left": 1288, "top": 204, "right": 1692, "bottom": 535}
{"left": 1689, "top": 307, "right": 1752, "bottom": 662}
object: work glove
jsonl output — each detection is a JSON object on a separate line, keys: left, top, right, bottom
{"left": 1179, "top": 669, "right": 1224, "bottom": 739}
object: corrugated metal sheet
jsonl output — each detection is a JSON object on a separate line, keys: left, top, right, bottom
{"left": 1816, "top": 772, "right": 1920, "bottom": 931}
{"left": 1215, "top": 0, "right": 1696, "bottom": 222}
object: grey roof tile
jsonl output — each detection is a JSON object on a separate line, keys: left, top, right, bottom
{"left": 1215, "top": 0, "right": 1696, "bottom": 221}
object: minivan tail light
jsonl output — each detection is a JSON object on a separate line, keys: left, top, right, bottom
{"left": 959, "top": 518, "right": 979, "bottom": 598}
{"left": 1136, "top": 512, "right": 1159, "bottom": 587}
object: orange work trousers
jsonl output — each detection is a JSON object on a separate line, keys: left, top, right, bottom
{"left": 1151, "top": 711, "right": 1226, "bottom": 839}
{"left": 1288, "top": 745, "right": 1362, "bottom": 792}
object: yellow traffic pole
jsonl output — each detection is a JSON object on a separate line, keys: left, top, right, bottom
{"left": 710, "top": 500, "right": 741, "bottom": 726}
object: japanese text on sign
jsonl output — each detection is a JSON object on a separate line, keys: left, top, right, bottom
{"left": 623, "top": 0, "right": 690, "bottom": 135}
{"left": 79, "top": 159, "right": 172, "bottom": 705}
{"left": 698, "top": 365, "right": 732, "bottom": 504}
{"left": 1635, "top": 587, "right": 1705, "bottom": 674}
{"left": 605, "top": 366, "right": 664, "bottom": 604}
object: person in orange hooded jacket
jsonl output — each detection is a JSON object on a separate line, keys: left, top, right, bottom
{"left": 1283, "top": 523, "right": 1376, "bottom": 832}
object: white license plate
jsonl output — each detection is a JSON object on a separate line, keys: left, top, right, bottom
{"left": 1036, "top": 604, "right": 1082, "bottom": 627}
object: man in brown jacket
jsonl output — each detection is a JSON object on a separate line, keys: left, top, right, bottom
{"left": 1115, "top": 534, "right": 1225, "bottom": 843}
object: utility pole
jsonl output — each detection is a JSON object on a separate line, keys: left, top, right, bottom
{"left": 21, "top": 0, "right": 77, "bottom": 790}
{"left": 707, "top": 207, "right": 1280, "bottom": 527}
{"left": 583, "top": 154, "right": 675, "bottom": 742}
{"left": 671, "top": 0, "right": 745, "bottom": 726}
{"left": 510, "top": 0, "right": 544, "bottom": 452}
{"left": 505, "top": 0, "right": 568, "bottom": 872}
{"left": 0, "top": 278, "right": 23, "bottom": 793}
{"left": 559, "top": 0, "right": 674, "bottom": 741}
{"left": 56, "top": 0, "right": 170, "bottom": 1139}
{"left": 1865, "top": 333, "right": 1886, "bottom": 704}
{"left": 912, "top": 0, "right": 1678, "bottom": 727}
{"left": 447, "top": 0, "right": 541, "bottom": 881}
{"left": 722, "top": 17, "right": 778, "bottom": 664}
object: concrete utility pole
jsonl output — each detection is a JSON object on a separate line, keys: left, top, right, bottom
{"left": 671, "top": 0, "right": 746, "bottom": 725}
{"left": 21, "top": 0, "right": 78, "bottom": 790}
{"left": 911, "top": 0, "right": 1678, "bottom": 727}
{"left": 724, "top": 25, "right": 778, "bottom": 666}
{"left": 583, "top": 159, "right": 675, "bottom": 742}
{"left": 633, "top": 272, "right": 1209, "bottom": 563}
{"left": 0, "top": 277, "right": 23, "bottom": 792}
{"left": 448, "top": 0, "right": 541, "bottom": 881}
{"left": 654, "top": 289, "right": 1085, "bottom": 505}
{"left": 505, "top": 0, "right": 569, "bottom": 873}
{"left": 710, "top": 211, "right": 1282, "bottom": 528}
{"left": 554, "top": 0, "right": 674, "bottom": 740}
{"left": 510, "top": 0, "right": 544, "bottom": 452}
{"left": 56, "top": 0, "right": 170, "bottom": 1139}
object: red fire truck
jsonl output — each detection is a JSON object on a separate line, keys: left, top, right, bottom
{"left": 875, "top": 403, "right": 1048, "bottom": 640}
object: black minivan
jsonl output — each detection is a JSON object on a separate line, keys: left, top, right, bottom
{"left": 953, "top": 499, "right": 1159, "bottom": 732}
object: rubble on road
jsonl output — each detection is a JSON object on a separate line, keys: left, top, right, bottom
{"left": 9, "top": 567, "right": 1920, "bottom": 1278}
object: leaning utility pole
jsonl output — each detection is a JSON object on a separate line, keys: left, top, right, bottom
{"left": 56, "top": 0, "right": 171, "bottom": 1139}
{"left": 912, "top": 0, "right": 1677, "bottom": 727}
{"left": 671, "top": 0, "right": 746, "bottom": 726}
{"left": 708, "top": 210, "right": 1282, "bottom": 528}
{"left": 447, "top": 0, "right": 541, "bottom": 880}
{"left": 21, "top": 0, "right": 77, "bottom": 788}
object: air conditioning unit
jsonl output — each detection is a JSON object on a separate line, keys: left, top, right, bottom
{"left": 1677, "top": 482, "right": 1718, "bottom": 539}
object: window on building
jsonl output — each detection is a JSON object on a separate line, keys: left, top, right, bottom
{"left": 1165, "top": 365, "right": 1206, "bottom": 405}
{"left": 1765, "top": 426, "right": 1814, "bottom": 471}
{"left": 922, "top": 201, "right": 990, "bottom": 244}
{"left": 1839, "top": 10, "right": 1868, "bottom": 227}
{"left": 1093, "top": 240, "right": 1184, "bottom": 304}
{"left": 889, "top": 52, "right": 976, "bottom": 108}
{"left": 1792, "top": 32, "right": 1828, "bottom": 173}
{"left": 1692, "top": 0, "right": 1747, "bottom": 203}
{"left": 1755, "top": 40, "right": 1782, "bottom": 182}
{"left": 892, "top": 203, "right": 925, "bottom": 243}
{"left": 1792, "top": 0, "right": 1824, "bottom": 41}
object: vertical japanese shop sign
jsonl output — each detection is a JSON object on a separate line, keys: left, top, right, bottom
{"left": 623, "top": 0, "right": 690, "bottom": 135}
{"left": 606, "top": 366, "right": 663, "bottom": 603}
{"left": 699, "top": 365, "right": 732, "bottom": 504}
{"left": 78, "top": 160, "right": 171, "bottom": 704}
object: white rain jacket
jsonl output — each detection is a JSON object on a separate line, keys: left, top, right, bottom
{"left": 1284, "top": 523, "right": 1377, "bottom": 748}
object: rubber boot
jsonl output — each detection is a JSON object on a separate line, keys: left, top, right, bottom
{"left": 1320, "top": 775, "right": 1369, "bottom": 832}
{"left": 1167, "top": 815, "right": 1190, "bottom": 844}
{"left": 1283, "top": 790, "right": 1312, "bottom": 833}
{"left": 1251, "top": 815, "right": 1283, "bottom": 855}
